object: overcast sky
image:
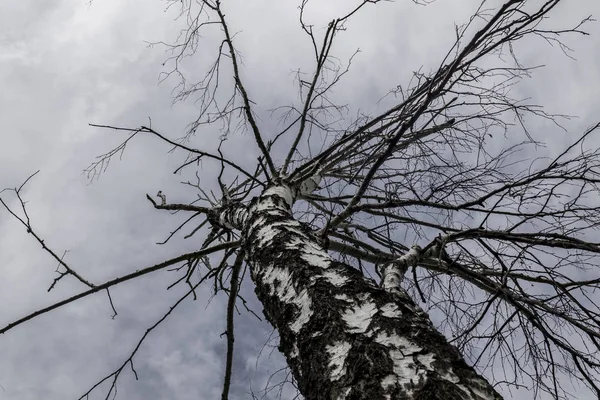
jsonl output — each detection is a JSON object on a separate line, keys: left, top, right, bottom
{"left": 1, "top": 1, "right": 600, "bottom": 399}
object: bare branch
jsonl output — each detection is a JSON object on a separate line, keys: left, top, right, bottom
{"left": 0, "top": 171, "right": 94, "bottom": 289}
{"left": 0, "top": 240, "right": 239, "bottom": 335}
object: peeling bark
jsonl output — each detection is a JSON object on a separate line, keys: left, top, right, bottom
{"left": 216, "top": 183, "right": 503, "bottom": 400}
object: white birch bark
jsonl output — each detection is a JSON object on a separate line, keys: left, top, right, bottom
{"left": 215, "top": 182, "right": 503, "bottom": 400}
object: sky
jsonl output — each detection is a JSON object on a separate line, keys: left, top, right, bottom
{"left": 1, "top": 0, "right": 600, "bottom": 399}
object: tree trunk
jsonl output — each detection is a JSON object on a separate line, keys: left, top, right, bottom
{"left": 218, "top": 183, "right": 503, "bottom": 400}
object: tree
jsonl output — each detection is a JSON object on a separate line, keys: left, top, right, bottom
{"left": 1, "top": 0, "right": 599, "bottom": 399}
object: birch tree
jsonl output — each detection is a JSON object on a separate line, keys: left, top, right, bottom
{"left": 2, "top": 0, "right": 600, "bottom": 399}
